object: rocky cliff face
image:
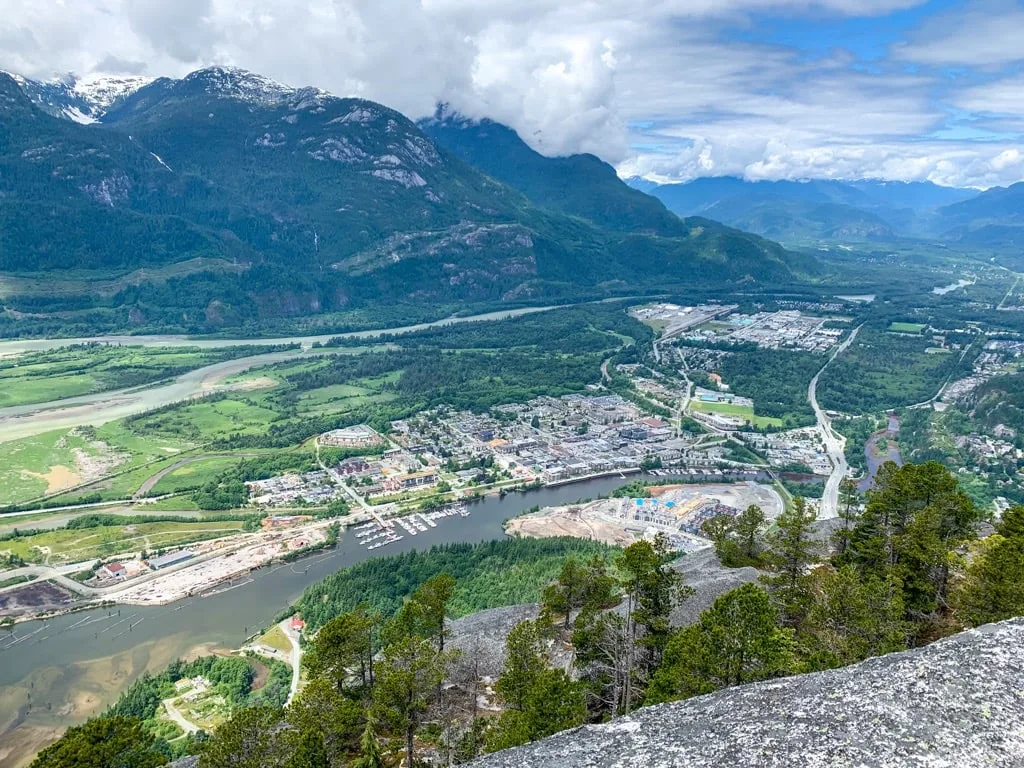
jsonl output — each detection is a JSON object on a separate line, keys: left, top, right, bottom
{"left": 472, "top": 618, "right": 1024, "bottom": 768}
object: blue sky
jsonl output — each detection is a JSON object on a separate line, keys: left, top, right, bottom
{"left": 2, "top": 0, "right": 1023, "bottom": 187}
{"left": 617, "top": 0, "right": 1024, "bottom": 187}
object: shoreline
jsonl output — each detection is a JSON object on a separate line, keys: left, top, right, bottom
{"left": 2, "top": 465, "right": 768, "bottom": 623}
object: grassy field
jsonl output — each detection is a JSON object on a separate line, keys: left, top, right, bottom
{"left": 129, "top": 398, "right": 282, "bottom": 443}
{"left": 149, "top": 456, "right": 247, "bottom": 495}
{"left": 0, "top": 421, "right": 193, "bottom": 507}
{"left": 297, "top": 373, "right": 399, "bottom": 417}
{"left": 889, "top": 322, "right": 927, "bottom": 333}
{"left": 0, "top": 429, "right": 102, "bottom": 503}
{"left": 0, "top": 344, "right": 273, "bottom": 409}
{"left": 1, "top": 520, "right": 246, "bottom": 564}
{"left": 141, "top": 496, "right": 204, "bottom": 512}
{"left": 257, "top": 625, "right": 293, "bottom": 655}
{"left": 690, "top": 399, "right": 785, "bottom": 428}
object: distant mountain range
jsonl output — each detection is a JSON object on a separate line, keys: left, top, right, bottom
{"left": 937, "top": 183, "right": 1024, "bottom": 249}
{"left": 627, "top": 176, "right": 990, "bottom": 245}
{"left": 0, "top": 67, "right": 810, "bottom": 334}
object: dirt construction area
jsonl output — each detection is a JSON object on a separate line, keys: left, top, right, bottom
{"left": 0, "top": 580, "right": 75, "bottom": 618}
{"left": 505, "top": 482, "right": 784, "bottom": 548}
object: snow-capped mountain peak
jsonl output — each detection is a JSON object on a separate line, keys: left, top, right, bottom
{"left": 1, "top": 70, "right": 27, "bottom": 86}
{"left": 9, "top": 71, "right": 153, "bottom": 123}
{"left": 184, "top": 66, "right": 294, "bottom": 103}
{"left": 182, "top": 66, "right": 332, "bottom": 110}
{"left": 71, "top": 74, "right": 153, "bottom": 112}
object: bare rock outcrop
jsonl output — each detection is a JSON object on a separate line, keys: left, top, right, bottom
{"left": 472, "top": 619, "right": 1024, "bottom": 768}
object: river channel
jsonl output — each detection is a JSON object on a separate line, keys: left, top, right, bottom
{"left": 0, "top": 473, "right": 637, "bottom": 766}
{"left": 0, "top": 305, "right": 562, "bottom": 445}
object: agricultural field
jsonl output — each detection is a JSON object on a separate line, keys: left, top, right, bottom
{"left": 689, "top": 399, "right": 784, "bottom": 428}
{"left": 0, "top": 344, "right": 280, "bottom": 408}
{"left": 0, "top": 519, "right": 246, "bottom": 564}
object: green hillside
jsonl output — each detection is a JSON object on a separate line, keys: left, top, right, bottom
{"left": 0, "top": 68, "right": 815, "bottom": 335}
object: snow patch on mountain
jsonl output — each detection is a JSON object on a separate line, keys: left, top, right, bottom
{"left": 183, "top": 67, "right": 330, "bottom": 111}
{"left": 184, "top": 66, "right": 293, "bottom": 104}
{"left": 71, "top": 74, "right": 153, "bottom": 111}
{"left": 63, "top": 106, "right": 97, "bottom": 125}
{"left": 10, "top": 72, "right": 151, "bottom": 122}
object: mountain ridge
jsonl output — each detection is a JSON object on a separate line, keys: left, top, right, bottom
{"left": 0, "top": 67, "right": 812, "bottom": 334}
{"left": 630, "top": 175, "right": 980, "bottom": 243}
{"left": 419, "top": 110, "right": 687, "bottom": 236}
{"left": 8, "top": 70, "right": 153, "bottom": 123}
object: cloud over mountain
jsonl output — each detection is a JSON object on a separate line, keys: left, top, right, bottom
{"left": 2, "top": 0, "right": 1023, "bottom": 188}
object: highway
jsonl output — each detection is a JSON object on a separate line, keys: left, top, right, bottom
{"left": 808, "top": 325, "right": 862, "bottom": 519}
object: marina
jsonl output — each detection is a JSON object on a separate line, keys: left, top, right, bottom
{"left": 361, "top": 504, "right": 469, "bottom": 549}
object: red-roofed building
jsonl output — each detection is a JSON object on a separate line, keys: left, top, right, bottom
{"left": 290, "top": 616, "right": 306, "bottom": 632}
{"left": 99, "top": 562, "right": 127, "bottom": 580}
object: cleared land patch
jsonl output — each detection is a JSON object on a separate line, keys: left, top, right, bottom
{"left": 889, "top": 322, "right": 927, "bottom": 334}
{"left": 690, "top": 399, "right": 784, "bottom": 428}
{"left": 1, "top": 520, "right": 246, "bottom": 564}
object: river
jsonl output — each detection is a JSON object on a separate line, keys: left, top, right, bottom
{"left": 933, "top": 279, "right": 974, "bottom": 295}
{"left": 0, "top": 305, "right": 561, "bottom": 445}
{"left": 0, "top": 473, "right": 637, "bottom": 767}
{"left": 0, "top": 305, "right": 559, "bottom": 357}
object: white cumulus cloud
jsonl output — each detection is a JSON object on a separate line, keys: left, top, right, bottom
{"left": 1, "top": 0, "right": 1022, "bottom": 187}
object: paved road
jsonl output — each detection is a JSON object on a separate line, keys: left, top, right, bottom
{"left": 808, "top": 326, "right": 862, "bottom": 519}
{"left": 280, "top": 618, "right": 303, "bottom": 704}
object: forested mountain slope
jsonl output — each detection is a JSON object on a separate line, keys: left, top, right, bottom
{"left": 418, "top": 111, "right": 687, "bottom": 236}
{"left": 936, "top": 182, "right": 1024, "bottom": 249}
{"left": 1, "top": 67, "right": 813, "bottom": 334}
